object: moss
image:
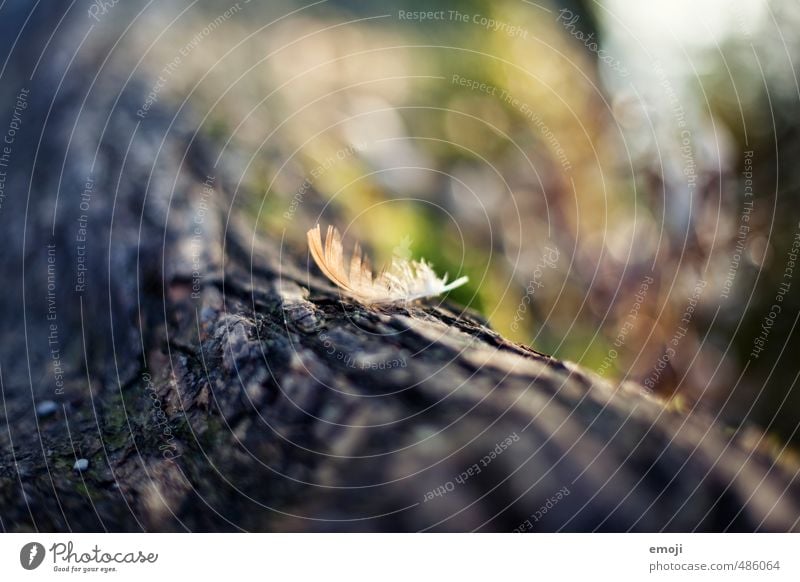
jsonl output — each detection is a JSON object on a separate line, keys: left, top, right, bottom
{"left": 96, "top": 384, "right": 151, "bottom": 452}
{"left": 52, "top": 456, "right": 73, "bottom": 473}
{"left": 74, "top": 480, "right": 106, "bottom": 502}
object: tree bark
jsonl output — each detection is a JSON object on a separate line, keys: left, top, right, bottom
{"left": 0, "top": 3, "right": 798, "bottom": 533}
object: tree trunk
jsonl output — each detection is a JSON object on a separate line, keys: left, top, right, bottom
{"left": 0, "top": 4, "right": 798, "bottom": 533}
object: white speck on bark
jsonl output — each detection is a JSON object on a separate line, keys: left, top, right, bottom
{"left": 36, "top": 400, "right": 58, "bottom": 417}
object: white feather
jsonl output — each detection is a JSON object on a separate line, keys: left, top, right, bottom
{"left": 307, "top": 224, "right": 468, "bottom": 304}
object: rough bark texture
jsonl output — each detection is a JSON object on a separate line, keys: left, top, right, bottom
{"left": 0, "top": 3, "right": 798, "bottom": 532}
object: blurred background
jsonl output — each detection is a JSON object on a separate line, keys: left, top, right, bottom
{"left": 130, "top": 0, "right": 800, "bottom": 449}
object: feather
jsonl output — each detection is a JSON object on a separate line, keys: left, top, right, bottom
{"left": 307, "top": 224, "right": 469, "bottom": 304}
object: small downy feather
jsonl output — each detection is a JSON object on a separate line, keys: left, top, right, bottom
{"left": 307, "top": 224, "right": 468, "bottom": 304}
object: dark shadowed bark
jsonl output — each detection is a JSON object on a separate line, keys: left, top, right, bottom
{"left": 0, "top": 3, "right": 798, "bottom": 533}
